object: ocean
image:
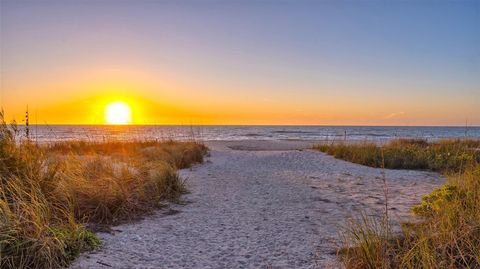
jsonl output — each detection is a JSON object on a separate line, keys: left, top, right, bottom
{"left": 20, "top": 125, "right": 480, "bottom": 143}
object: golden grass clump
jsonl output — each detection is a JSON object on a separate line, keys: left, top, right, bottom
{"left": 60, "top": 155, "right": 186, "bottom": 224}
{"left": 315, "top": 138, "right": 480, "bottom": 172}
{"left": 339, "top": 213, "right": 393, "bottom": 269}
{"left": 0, "top": 111, "right": 208, "bottom": 268}
{"left": 317, "top": 139, "right": 480, "bottom": 268}
{"left": 0, "top": 115, "right": 98, "bottom": 268}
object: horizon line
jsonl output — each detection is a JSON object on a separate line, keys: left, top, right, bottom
{"left": 14, "top": 123, "right": 480, "bottom": 128}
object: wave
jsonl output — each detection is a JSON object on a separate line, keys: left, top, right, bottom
{"left": 271, "top": 130, "right": 317, "bottom": 134}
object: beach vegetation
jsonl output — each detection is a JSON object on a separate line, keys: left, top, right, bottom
{"left": 0, "top": 111, "right": 207, "bottom": 268}
{"left": 314, "top": 138, "right": 480, "bottom": 173}
{"left": 315, "top": 139, "right": 480, "bottom": 268}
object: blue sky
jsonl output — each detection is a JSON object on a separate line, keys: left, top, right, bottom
{"left": 1, "top": 0, "right": 479, "bottom": 125}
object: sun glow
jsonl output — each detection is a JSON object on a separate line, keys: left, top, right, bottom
{"left": 105, "top": 102, "right": 132, "bottom": 125}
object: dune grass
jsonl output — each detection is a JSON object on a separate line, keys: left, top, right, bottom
{"left": 315, "top": 138, "right": 480, "bottom": 173}
{"left": 0, "top": 113, "right": 208, "bottom": 268}
{"left": 315, "top": 139, "right": 480, "bottom": 268}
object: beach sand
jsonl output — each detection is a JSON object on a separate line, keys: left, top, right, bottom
{"left": 70, "top": 140, "right": 443, "bottom": 269}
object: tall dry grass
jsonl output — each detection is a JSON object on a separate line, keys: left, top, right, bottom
{"left": 0, "top": 111, "right": 207, "bottom": 268}
{"left": 315, "top": 139, "right": 480, "bottom": 268}
{"left": 315, "top": 138, "right": 480, "bottom": 172}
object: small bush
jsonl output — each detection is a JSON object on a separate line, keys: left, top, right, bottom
{"left": 411, "top": 184, "right": 458, "bottom": 216}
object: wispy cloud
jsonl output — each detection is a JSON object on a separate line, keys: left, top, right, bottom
{"left": 383, "top": 111, "right": 405, "bottom": 119}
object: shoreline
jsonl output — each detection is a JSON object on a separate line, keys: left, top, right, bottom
{"left": 15, "top": 125, "right": 480, "bottom": 145}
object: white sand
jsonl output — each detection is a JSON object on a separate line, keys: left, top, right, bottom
{"left": 70, "top": 140, "right": 443, "bottom": 269}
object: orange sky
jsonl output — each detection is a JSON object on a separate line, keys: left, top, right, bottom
{"left": 1, "top": 66, "right": 478, "bottom": 126}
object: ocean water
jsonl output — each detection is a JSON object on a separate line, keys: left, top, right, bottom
{"left": 20, "top": 125, "right": 480, "bottom": 143}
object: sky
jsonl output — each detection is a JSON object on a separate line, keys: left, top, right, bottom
{"left": 0, "top": 0, "right": 479, "bottom": 125}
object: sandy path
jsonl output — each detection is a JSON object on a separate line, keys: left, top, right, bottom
{"left": 70, "top": 140, "right": 443, "bottom": 269}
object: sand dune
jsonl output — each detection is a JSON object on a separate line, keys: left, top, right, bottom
{"left": 70, "top": 140, "right": 443, "bottom": 269}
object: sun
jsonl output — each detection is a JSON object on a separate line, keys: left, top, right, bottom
{"left": 105, "top": 102, "right": 132, "bottom": 125}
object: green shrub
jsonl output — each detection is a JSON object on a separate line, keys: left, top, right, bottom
{"left": 411, "top": 184, "right": 458, "bottom": 216}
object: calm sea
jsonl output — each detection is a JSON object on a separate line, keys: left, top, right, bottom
{"left": 20, "top": 125, "right": 480, "bottom": 143}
